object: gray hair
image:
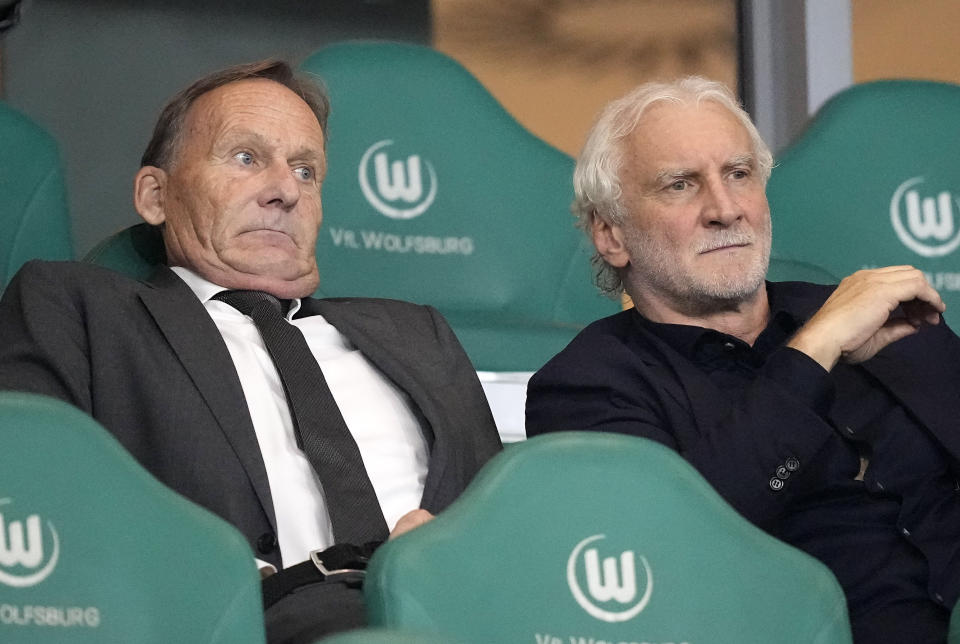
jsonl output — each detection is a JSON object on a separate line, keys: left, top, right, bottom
{"left": 141, "top": 59, "right": 330, "bottom": 170}
{"left": 573, "top": 76, "right": 773, "bottom": 297}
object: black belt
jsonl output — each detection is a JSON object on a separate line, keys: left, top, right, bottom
{"left": 261, "top": 541, "right": 382, "bottom": 610}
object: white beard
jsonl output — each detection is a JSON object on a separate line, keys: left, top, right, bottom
{"left": 623, "top": 221, "right": 771, "bottom": 316}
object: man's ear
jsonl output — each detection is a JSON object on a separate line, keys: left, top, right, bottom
{"left": 591, "top": 211, "right": 631, "bottom": 268}
{"left": 134, "top": 166, "right": 168, "bottom": 225}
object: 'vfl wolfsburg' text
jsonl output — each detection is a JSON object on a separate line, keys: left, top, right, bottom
{"left": 329, "top": 228, "right": 474, "bottom": 256}
{"left": 534, "top": 634, "right": 688, "bottom": 644}
{"left": 0, "top": 604, "right": 100, "bottom": 628}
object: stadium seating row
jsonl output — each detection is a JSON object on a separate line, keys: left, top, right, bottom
{"left": 3, "top": 39, "right": 960, "bottom": 643}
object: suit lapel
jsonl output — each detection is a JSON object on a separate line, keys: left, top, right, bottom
{"left": 140, "top": 267, "right": 277, "bottom": 529}
{"left": 302, "top": 298, "right": 450, "bottom": 507}
{"left": 305, "top": 298, "right": 444, "bottom": 390}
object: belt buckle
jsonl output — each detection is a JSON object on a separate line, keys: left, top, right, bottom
{"left": 310, "top": 546, "right": 367, "bottom": 578}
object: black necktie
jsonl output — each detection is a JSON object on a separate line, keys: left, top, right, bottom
{"left": 213, "top": 289, "right": 389, "bottom": 545}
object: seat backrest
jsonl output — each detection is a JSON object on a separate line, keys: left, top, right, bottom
{"left": 82, "top": 222, "right": 166, "bottom": 281}
{"left": 766, "top": 80, "right": 960, "bottom": 320}
{"left": 0, "top": 101, "right": 72, "bottom": 291}
{"left": 300, "top": 41, "right": 618, "bottom": 371}
{"left": 365, "top": 432, "right": 852, "bottom": 644}
{"left": 0, "top": 392, "right": 265, "bottom": 644}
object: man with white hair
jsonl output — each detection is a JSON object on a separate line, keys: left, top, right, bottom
{"left": 526, "top": 77, "right": 960, "bottom": 643}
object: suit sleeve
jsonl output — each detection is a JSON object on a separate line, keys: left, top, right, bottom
{"left": 526, "top": 330, "right": 841, "bottom": 529}
{"left": 403, "top": 304, "right": 502, "bottom": 515}
{"left": 424, "top": 304, "right": 502, "bottom": 461}
{"left": 0, "top": 261, "right": 94, "bottom": 410}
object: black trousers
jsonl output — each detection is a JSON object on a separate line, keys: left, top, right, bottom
{"left": 851, "top": 599, "right": 949, "bottom": 644}
{"left": 263, "top": 572, "right": 366, "bottom": 644}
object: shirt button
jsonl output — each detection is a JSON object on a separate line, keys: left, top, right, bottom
{"left": 901, "top": 528, "right": 911, "bottom": 538}
{"left": 723, "top": 342, "right": 735, "bottom": 350}
{"left": 776, "top": 465, "right": 790, "bottom": 479}
{"left": 769, "top": 477, "right": 785, "bottom": 491}
{"left": 935, "top": 593, "right": 945, "bottom": 604}
{"left": 875, "top": 481, "right": 885, "bottom": 492}
{"left": 785, "top": 457, "right": 800, "bottom": 472}
{"left": 844, "top": 426, "right": 855, "bottom": 436}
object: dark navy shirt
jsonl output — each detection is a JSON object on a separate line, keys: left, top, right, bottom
{"left": 636, "top": 285, "right": 960, "bottom": 627}
{"left": 529, "top": 280, "right": 960, "bottom": 642}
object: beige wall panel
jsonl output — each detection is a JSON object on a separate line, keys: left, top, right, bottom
{"left": 852, "top": 0, "right": 960, "bottom": 84}
{"left": 434, "top": 0, "right": 737, "bottom": 158}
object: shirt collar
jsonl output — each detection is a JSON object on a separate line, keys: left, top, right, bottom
{"left": 168, "top": 266, "right": 303, "bottom": 318}
{"left": 766, "top": 280, "right": 823, "bottom": 323}
{"left": 632, "top": 281, "right": 808, "bottom": 361}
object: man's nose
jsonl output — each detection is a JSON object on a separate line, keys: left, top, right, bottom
{"left": 701, "top": 178, "right": 742, "bottom": 226}
{"left": 259, "top": 162, "right": 300, "bottom": 210}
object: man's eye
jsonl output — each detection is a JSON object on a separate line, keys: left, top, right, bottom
{"left": 294, "top": 166, "right": 313, "bottom": 181}
{"left": 731, "top": 169, "right": 749, "bottom": 180}
{"left": 235, "top": 151, "right": 253, "bottom": 165}
{"left": 669, "top": 180, "right": 688, "bottom": 191}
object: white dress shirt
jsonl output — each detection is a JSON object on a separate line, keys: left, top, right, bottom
{"left": 171, "top": 267, "right": 428, "bottom": 568}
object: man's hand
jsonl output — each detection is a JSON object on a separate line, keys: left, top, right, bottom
{"left": 788, "top": 266, "right": 944, "bottom": 371}
{"left": 389, "top": 509, "right": 434, "bottom": 539}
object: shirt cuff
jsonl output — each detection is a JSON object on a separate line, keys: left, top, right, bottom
{"left": 256, "top": 557, "right": 278, "bottom": 578}
{"left": 764, "top": 346, "right": 836, "bottom": 417}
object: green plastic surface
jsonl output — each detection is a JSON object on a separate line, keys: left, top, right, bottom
{"left": 0, "top": 392, "right": 265, "bottom": 643}
{"left": 767, "top": 80, "right": 960, "bottom": 323}
{"left": 365, "top": 432, "right": 852, "bottom": 644}
{"left": 0, "top": 101, "right": 72, "bottom": 291}
{"left": 301, "top": 41, "right": 618, "bottom": 370}
{"left": 83, "top": 222, "right": 165, "bottom": 281}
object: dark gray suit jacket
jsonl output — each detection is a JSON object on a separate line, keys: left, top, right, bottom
{"left": 0, "top": 260, "right": 501, "bottom": 568}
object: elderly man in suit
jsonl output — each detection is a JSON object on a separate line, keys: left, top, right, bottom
{"left": 526, "top": 77, "right": 960, "bottom": 643}
{"left": 0, "top": 60, "right": 501, "bottom": 642}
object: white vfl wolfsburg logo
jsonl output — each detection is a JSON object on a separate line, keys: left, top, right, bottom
{"left": 890, "top": 176, "right": 960, "bottom": 258}
{"left": 0, "top": 498, "right": 60, "bottom": 587}
{"left": 358, "top": 140, "right": 437, "bottom": 220}
{"left": 566, "top": 534, "right": 653, "bottom": 623}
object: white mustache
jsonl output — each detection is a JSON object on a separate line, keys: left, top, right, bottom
{"left": 695, "top": 231, "right": 754, "bottom": 253}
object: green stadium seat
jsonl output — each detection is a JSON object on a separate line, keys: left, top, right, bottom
{"left": 766, "top": 80, "right": 960, "bottom": 321}
{"left": 82, "top": 222, "right": 165, "bottom": 281}
{"left": 0, "top": 391, "right": 265, "bottom": 643}
{"left": 363, "top": 432, "right": 852, "bottom": 643}
{"left": 0, "top": 101, "right": 72, "bottom": 291}
{"left": 299, "top": 41, "right": 618, "bottom": 374}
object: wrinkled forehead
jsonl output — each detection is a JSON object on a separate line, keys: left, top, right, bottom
{"left": 197, "top": 78, "right": 321, "bottom": 131}
{"left": 626, "top": 100, "right": 753, "bottom": 165}
{"left": 640, "top": 97, "right": 745, "bottom": 136}
{"left": 194, "top": 79, "right": 317, "bottom": 125}
{"left": 183, "top": 78, "right": 325, "bottom": 147}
